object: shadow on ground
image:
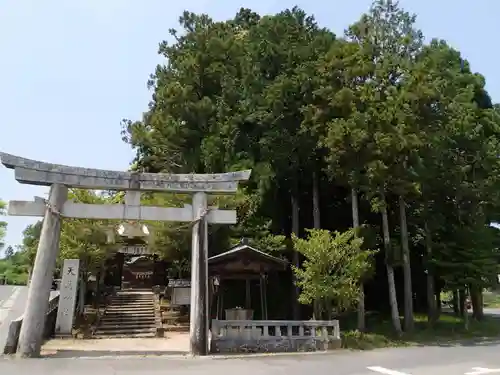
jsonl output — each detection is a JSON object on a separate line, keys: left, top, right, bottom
{"left": 41, "top": 349, "right": 190, "bottom": 358}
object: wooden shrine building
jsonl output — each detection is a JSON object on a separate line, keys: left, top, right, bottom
{"left": 208, "top": 239, "right": 288, "bottom": 320}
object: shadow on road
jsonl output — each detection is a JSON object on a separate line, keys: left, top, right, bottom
{"left": 417, "top": 337, "right": 500, "bottom": 348}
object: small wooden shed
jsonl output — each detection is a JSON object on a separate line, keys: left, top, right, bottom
{"left": 208, "top": 239, "right": 288, "bottom": 320}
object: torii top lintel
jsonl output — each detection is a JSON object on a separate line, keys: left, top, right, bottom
{"left": 0, "top": 152, "right": 251, "bottom": 193}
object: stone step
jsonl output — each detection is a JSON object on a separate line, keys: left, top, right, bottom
{"left": 107, "top": 308, "right": 154, "bottom": 311}
{"left": 109, "top": 300, "right": 154, "bottom": 305}
{"left": 109, "top": 303, "right": 154, "bottom": 307}
{"left": 164, "top": 324, "right": 189, "bottom": 332}
{"left": 117, "top": 291, "right": 153, "bottom": 294}
{"left": 94, "top": 327, "right": 157, "bottom": 335}
{"left": 93, "top": 332, "right": 157, "bottom": 339}
{"left": 109, "top": 302, "right": 154, "bottom": 305}
{"left": 111, "top": 296, "right": 153, "bottom": 301}
{"left": 107, "top": 306, "right": 155, "bottom": 310}
{"left": 105, "top": 311, "right": 155, "bottom": 315}
{"left": 101, "top": 316, "right": 156, "bottom": 322}
{"left": 105, "top": 314, "right": 156, "bottom": 318}
{"left": 111, "top": 296, "right": 154, "bottom": 301}
{"left": 99, "top": 320, "right": 157, "bottom": 326}
{"left": 104, "top": 311, "right": 155, "bottom": 315}
{"left": 102, "top": 315, "right": 155, "bottom": 320}
{"left": 100, "top": 317, "right": 157, "bottom": 323}
{"left": 108, "top": 307, "right": 155, "bottom": 310}
{"left": 108, "top": 300, "right": 155, "bottom": 306}
{"left": 105, "top": 306, "right": 154, "bottom": 310}
{"left": 101, "top": 313, "right": 156, "bottom": 319}
{"left": 106, "top": 304, "right": 155, "bottom": 310}
{"left": 110, "top": 303, "right": 154, "bottom": 306}
{"left": 106, "top": 309, "right": 155, "bottom": 315}
{"left": 99, "top": 321, "right": 158, "bottom": 328}
{"left": 103, "top": 315, "right": 156, "bottom": 319}
{"left": 106, "top": 305, "right": 155, "bottom": 309}
{"left": 101, "top": 315, "right": 156, "bottom": 320}
{"left": 112, "top": 299, "right": 154, "bottom": 302}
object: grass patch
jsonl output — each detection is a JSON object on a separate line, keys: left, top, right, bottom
{"left": 339, "top": 312, "right": 500, "bottom": 350}
{"left": 483, "top": 291, "right": 500, "bottom": 308}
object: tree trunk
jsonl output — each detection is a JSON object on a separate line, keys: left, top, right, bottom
{"left": 462, "top": 288, "right": 469, "bottom": 330}
{"left": 424, "top": 221, "right": 438, "bottom": 325}
{"left": 78, "top": 270, "right": 86, "bottom": 316}
{"left": 312, "top": 171, "right": 321, "bottom": 229}
{"left": 381, "top": 193, "right": 402, "bottom": 334}
{"left": 352, "top": 187, "right": 365, "bottom": 332}
{"left": 398, "top": 196, "right": 414, "bottom": 332}
{"left": 291, "top": 191, "right": 300, "bottom": 320}
{"left": 27, "top": 267, "right": 32, "bottom": 287}
{"left": 470, "top": 285, "right": 484, "bottom": 320}
{"left": 312, "top": 171, "right": 321, "bottom": 320}
{"left": 325, "top": 298, "right": 333, "bottom": 320}
{"left": 458, "top": 289, "right": 466, "bottom": 317}
{"left": 94, "top": 269, "right": 102, "bottom": 308}
{"left": 452, "top": 290, "right": 460, "bottom": 315}
{"left": 436, "top": 283, "right": 442, "bottom": 315}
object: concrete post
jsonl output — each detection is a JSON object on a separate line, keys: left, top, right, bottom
{"left": 17, "top": 184, "right": 67, "bottom": 358}
{"left": 189, "top": 192, "right": 209, "bottom": 355}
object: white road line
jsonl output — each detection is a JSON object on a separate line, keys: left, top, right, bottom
{"left": 465, "top": 368, "right": 500, "bottom": 375}
{"left": 367, "top": 366, "right": 411, "bottom": 375}
{"left": 0, "top": 287, "right": 22, "bottom": 325}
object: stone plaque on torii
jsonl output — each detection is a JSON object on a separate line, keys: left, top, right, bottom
{"left": 0, "top": 152, "right": 251, "bottom": 357}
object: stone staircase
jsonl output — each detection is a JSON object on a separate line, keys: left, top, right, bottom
{"left": 94, "top": 289, "right": 159, "bottom": 338}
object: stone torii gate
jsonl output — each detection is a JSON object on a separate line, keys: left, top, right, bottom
{"left": 0, "top": 152, "right": 251, "bottom": 357}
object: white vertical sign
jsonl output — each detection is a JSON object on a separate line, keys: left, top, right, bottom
{"left": 55, "top": 259, "right": 80, "bottom": 335}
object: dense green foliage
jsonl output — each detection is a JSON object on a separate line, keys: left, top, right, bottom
{"left": 1, "top": 191, "right": 119, "bottom": 284}
{"left": 121, "top": 0, "right": 500, "bottom": 331}
{"left": 0, "top": 246, "right": 30, "bottom": 285}
{"left": 8, "top": 0, "right": 500, "bottom": 334}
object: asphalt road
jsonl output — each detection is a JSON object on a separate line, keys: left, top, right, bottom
{"left": 0, "top": 287, "right": 499, "bottom": 375}
{"left": 0, "top": 285, "right": 60, "bottom": 353}
{"left": 0, "top": 285, "right": 28, "bottom": 322}
{"left": 2, "top": 342, "right": 500, "bottom": 375}
{"left": 0, "top": 285, "right": 29, "bottom": 352}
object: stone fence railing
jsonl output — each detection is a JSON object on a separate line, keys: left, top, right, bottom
{"left": 210, "top": 320, "right": 341, "bottom": 353}
{"left": 3, "top": 291, "right": 60, "bottom": 355}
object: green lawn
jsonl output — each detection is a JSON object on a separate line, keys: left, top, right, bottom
{"left": 340, "top": 312, "right": 500, "bottom": 350}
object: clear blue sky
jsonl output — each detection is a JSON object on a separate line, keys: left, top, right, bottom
{"left": 1, "top": 0, "right": 499, "bottom": 251}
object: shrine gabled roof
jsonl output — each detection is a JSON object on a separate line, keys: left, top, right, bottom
{"left": 208, "top": 243, "right": 288, "bottom": 268}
